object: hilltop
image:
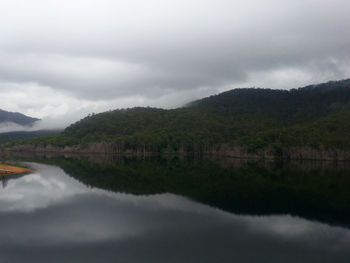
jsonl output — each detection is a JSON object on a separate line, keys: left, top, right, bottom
{"left": 2, "top": 79, "right": 350, "bottom": 160}
{"left": 0, "top": 109, "right": 39, "bottom": 126}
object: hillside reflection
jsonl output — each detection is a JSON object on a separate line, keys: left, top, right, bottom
{"left": 4, "top": 152, "right": 350, "bottom": 227}
{"left": 0, "top": 156, "right": 349, "bottom": 262}
{"left": 0, "top": 173, "right": 28, "bottom": 189}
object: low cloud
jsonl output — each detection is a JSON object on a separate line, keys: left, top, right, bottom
{"left": 0, "top": 122, "right": 31, "bottom": 133}
{"left": 0, "top": 0, "right": 349, "bottom": 129}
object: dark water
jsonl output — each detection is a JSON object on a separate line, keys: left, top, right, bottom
{"left": 0, "top": 156, "right": 349, "bottom": 262}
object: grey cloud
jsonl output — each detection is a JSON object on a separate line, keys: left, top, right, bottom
{"left": 0, "top": 0, "right": 349, "bottom": 117}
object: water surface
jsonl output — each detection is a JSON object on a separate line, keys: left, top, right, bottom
{"left": 0, "top": 157, "right": 349, "bottom": 262}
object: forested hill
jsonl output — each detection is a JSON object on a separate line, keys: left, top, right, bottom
{"left": 3, "top": 79, "right": 350, "bottom": 159}
{"left": 188, "top": 79, "right": 350, "bottom": 125}
{"left": 0, "top": 109, "right": 39, "bottom": 126}
{"left": 0, "top": 130, "right": 61, "bottom": 144}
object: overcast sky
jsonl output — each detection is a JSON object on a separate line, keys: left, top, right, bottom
{"left": 0, "top": 0, "right": 350, "bottom": 128}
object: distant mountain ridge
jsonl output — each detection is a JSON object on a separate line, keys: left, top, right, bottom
{"left": 0, "top": 130, "right": 61, "bottom": 143}
{"left": 0, "top": 109, "right": 39, "bottom": 126}
{"left": 2, "top": 79, "right": 350, "bottom": 160}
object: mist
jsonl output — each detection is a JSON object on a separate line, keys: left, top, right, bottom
{"left": 0, "top": 0, "right": 349, "bottom": 129}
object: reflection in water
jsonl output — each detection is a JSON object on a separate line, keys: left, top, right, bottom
{"left": 0, "top": 173, "right": 28, "bottom": 189}
{"left": 1, "top": 178, "right": 8, "bottom": 188}
{"left": 0, "top": 159, "right": 349, "bottom": 262}
{"left": 20, "top": 154, "right": 350, "bottom": 227}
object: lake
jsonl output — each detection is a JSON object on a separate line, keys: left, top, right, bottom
{"left": 0, "top": 155, "right": 349, "bottom": 262}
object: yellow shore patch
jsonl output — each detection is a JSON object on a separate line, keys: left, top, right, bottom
{"left": 0, "top": 164, "right": 34, "bottom": 176}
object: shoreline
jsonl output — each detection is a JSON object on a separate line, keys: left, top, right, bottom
{"left": 2, "top": 142, "right": 350, "bottom": 161}
{"left": 0, "top": 164, "right": 34, "bottom": 176}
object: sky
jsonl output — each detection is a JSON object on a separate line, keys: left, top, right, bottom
{"left": 0, "top": 0, "right": 350, "bottom": 129}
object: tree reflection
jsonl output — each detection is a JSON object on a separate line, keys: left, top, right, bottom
{"left": 4, "top": 152, "right": 350, "bottom": 227}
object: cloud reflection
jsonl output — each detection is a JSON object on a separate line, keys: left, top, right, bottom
{"left": 0, "top": 163, "right": 349, "bottom": 262}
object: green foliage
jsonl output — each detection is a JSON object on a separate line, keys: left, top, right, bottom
{"left": 3, "top": 79, "right": 350, "bottom": 154}
{"left": 252, "top": 111, "right": 350, "bottom": 149}
{"left": 0, "top": 130, "right": 61, "bottom": 144}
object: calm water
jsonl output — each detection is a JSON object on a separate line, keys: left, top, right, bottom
{"left": 0, "top": 156, "right": 349, "bottom": 262}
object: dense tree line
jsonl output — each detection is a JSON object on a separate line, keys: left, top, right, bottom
{"left": 0, "top": 130, "right": 61, "bottom": 144}
{"left": 2, "top": 79, "right": 350, "bottom": 154}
